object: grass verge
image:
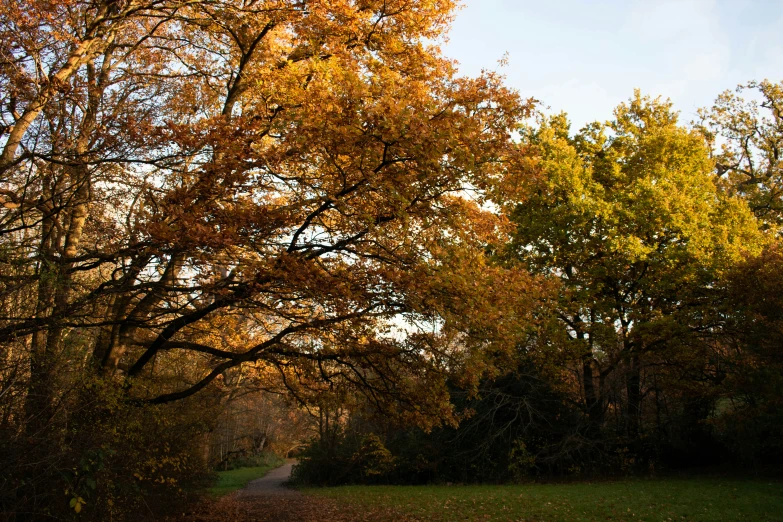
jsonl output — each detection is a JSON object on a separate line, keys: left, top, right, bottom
{"left": 208, "top": 464, "right": 281, "bottom": 497}
{"left": 306, "top": 478, "right": 783, "bottom": 521}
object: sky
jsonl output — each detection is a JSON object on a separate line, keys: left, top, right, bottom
{"left": 442, "top": 0, "right": 783, "bottom": 129}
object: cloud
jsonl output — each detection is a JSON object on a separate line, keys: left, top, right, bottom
{"left": 623, "top": 0, "right": 730, "bottom": 85}
{"left": 625, "top": 0, "right": 715, "bottom": 38}
{"left": 444, "top": 0, "right": 778, "bottom": 129}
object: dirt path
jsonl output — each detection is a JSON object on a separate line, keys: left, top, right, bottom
{"left": 174, "top": 462, "right": 403, "bottom": 522}
{"left": 239, "top": 461, "right": 299, "bottom": 496}
{"left": 233, "top": 461, "right": 359, "bottom": 520}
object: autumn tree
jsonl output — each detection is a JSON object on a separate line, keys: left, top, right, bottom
{"left": 506, "top": 93, "right": 763, "bottom": 440}
{"left": 0, "top": 1, "right": 537, "bottom": 518}
{"left": 715, "top": 244, "right": 783, "bottom": 467}
{"left": 698, "top": 80, "right": 783, "bottom": 232}
{"left": 0, "top": 0, "right": 532, "bottom": 405}
{"left": 691, "top": 80, "right": 783, "bottom": 466}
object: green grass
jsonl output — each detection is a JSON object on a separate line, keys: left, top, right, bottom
{"left": 207, "top": 465, "right": 279, "bottom": 497}
{"left": 306, "top": 478, "right": 783, "bottom": 521}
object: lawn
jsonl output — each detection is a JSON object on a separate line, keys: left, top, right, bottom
{"left": 306, "top": 478, "right": 783, "bottom": 521}
{"left": 208, "top": 465, "right": 280, "bottom": 497}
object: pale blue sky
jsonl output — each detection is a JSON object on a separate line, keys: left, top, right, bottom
{"left": 443, "top": 0, "right": 783, "bottom": 129}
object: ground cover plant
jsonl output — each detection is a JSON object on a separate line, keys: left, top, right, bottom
{"left": 306, "top": 478, "right": 783, "bottom": 522}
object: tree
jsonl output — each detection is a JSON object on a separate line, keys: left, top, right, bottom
{"left": 507, "top": 92, "right": 763, "bottom": 440}
{"left": 713, "top": 244, "right": 783, "bottom": 468}
{"left": 698, "top": 80, "right": 783, "bottom": 232}
{"left": 0, "top": 1, "right": 536, "bottom": 518}
{"left": 0, "top": 0, "right": 532, "bottom": 409}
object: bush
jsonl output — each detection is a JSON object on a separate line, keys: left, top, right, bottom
{"left": 0, "top": 378, "right": 214, "bottom": 521}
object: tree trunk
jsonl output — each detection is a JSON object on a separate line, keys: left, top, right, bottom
{"left": 626, "top": 353, "right": 641, "bottom": 439}
{"left": 25, "top": 172, "right": 61, "bottom": 432}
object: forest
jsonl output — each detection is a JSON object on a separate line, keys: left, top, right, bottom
{"left": 0, "top": 1, "right": 781, "bottom": 521}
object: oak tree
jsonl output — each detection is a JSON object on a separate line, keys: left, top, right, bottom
{"left": 507, "top": 93, "right": 763, "bottom": 437}
{"left": 698, "top": 80, "right": 783, "bottom": 232}
{"left": 0, "top": 0, "right": 533, "bottom": 424}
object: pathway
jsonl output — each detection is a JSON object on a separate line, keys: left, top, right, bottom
{"left": 173, "top": 462, "right": 401, "bottom": 522}
{"left": 233, "top": 461, "right": 376, "bottom": 521}
{"left": 240, "top": 460, "right": 300, "bottom": 497}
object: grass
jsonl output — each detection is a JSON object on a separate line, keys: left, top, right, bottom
{"left": 306, "top": 478, "right": 783, "bottom": 521}
{"left": 208, "top": 464, "right": 280, "bottom": 497}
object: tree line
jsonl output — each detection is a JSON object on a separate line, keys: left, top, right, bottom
{"left": 293, "top": 84, "right": 783, "bottom": 485}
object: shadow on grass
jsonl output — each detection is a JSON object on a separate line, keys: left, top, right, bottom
{"left": 306, "top": 477, "right": 783, "bottom": 522}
